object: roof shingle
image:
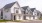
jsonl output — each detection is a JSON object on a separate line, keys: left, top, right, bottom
{"left": 21, "top": 6, "right": 29, "bottom": 11}
{"left": 3, "top": 1, "right": 17, "bottom": 9}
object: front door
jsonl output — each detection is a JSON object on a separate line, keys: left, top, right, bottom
{"left": 33, "top": 16, "right": 35, "bottom": 19}
{"left": 14, "top": 15, "right": 16, "bottom": 20}
{"left": 24, "top": 16, "right": 26, "bottom": 20}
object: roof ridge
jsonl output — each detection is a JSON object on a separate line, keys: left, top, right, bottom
{"left": 3, "top": 1, "right": 18, "bottom": 9}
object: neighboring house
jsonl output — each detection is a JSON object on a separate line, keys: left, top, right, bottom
{"left": 32, "top": 8, "right": 41, "bottom": 20}
{"left": 0, "top": 1, "right": 41, "bottom": 20}
{"left": 21, "top": 6, "right": 29, "bottom": 20}
{"left": 25, "top": 8, "right": 33, "bottom": 20}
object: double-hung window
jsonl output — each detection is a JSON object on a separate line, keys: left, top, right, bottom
{"left": 16, "top": 10, "right": 18, "bottom": 13}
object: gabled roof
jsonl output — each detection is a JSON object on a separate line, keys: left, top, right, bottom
{"left": 21, "top": 6, "right": 29, "bottom": 11}
{"left": 20, "top": 8, "right": 24, "bottom": 11}
{"left": 3, "top": 1, "right": 18, "bottom": 9}
{"left": 36, "top": 10, "right": 41, "bottom": 13}
{"left": 30, "top": 8, "right": 35, "bottom": 12}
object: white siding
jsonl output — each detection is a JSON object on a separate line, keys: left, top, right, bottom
{"left": 33, "top": 10, "right": 37, "bottom": 16}
{"left": 3, "top": 8, "right": 11, "bottom": 20}
{"left": 11, "top": 2, "right": 20, "bottom": 13}
{"left": 19, "top": 9, "right": 21, "bottom": 14}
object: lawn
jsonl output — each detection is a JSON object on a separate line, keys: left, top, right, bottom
{"left": 0, "top": 20, "right": 11, "bottom": 22}
{"left": 0, "top": 20, "right": 22, "bottom": 22}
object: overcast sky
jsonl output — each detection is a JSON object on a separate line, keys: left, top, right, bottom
{"left": 0, "top": 0, "right": 42, "bottom": 12}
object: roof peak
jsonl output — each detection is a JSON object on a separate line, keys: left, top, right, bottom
{"left": 21, "top": 6, "right": 29, "bottom": 10}
{"left": 30, "top": 8, "right": 36, "bottom": 12}
{"left": 3, "top": 1, "right": 18, "bottom": 9}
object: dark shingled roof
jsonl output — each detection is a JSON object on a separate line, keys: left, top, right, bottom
{"left": 22, "top": 6, "right": 28, "bottom": 10}
{"left": 3, "top": 1, "right": 17, "bottom": 9}
{"left": 30, "top": 8, "right": 35, "bottom": 12}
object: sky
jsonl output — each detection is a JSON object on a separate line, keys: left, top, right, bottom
{"left": 0, "top": 0, "right": 42, "bottom": 12}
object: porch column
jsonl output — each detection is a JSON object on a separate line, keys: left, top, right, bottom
{"left": 12, "top": 14, "right": 14, "bottom": 21}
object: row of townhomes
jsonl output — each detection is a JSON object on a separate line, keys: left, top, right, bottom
{"left": 0, "top": 1, "right": 41, "bottom": 20}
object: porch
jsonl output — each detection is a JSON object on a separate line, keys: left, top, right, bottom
{"left": 11, "top": 14, "right": 38, "bottom": 21}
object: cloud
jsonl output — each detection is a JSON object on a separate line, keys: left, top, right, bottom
{"left": 16, "top": 0, "right": 42, "bottom": 12}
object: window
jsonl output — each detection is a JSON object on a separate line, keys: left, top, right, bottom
{"left": 6, "top": 10, "right": 9, "bottom": 12}
{"left": 33, "top": 16, "right": 35, "bottom": 19}
{"left": 16, "top": 10, "right": 18, "bottom": 13}
{"left": 37, "top": 13, "right": 39, "bottom": 16}
{"left": 24, "top": 11, "right": 25, "bottom": 14}
{"left": 6, "top": 10, "right": 8, "bottom": 12}
{"left": 5, "top": 9, "right": 9, "bottom": 12}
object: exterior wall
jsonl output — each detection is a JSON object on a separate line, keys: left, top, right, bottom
{"left": 11, "top": 2, "right": 20, "bottom": 13}
{"left": 3, "top": 8, "right": 11, "bottom": 20}
{"left": 19, "top": 9, "right": 21, "bottom": 14}
{"left": 0, "top": 10, "right": 1, "bottom": 19}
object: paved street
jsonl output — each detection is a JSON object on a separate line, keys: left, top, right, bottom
{"left": 0, "top": 20, "right": 42, "bottom": 23}
{"left": 20, "top": 20, "right": 42, "bottom": 23}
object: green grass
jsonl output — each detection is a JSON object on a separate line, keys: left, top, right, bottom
{"left": 0, "top": 20, "right": 22, "bottom": 22}
{"left": 0, "top": 20, "right": 11, "bottom": 22}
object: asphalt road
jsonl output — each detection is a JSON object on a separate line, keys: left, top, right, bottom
{"left": 20, "top": 20, "right": 42, "bottom": 23}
